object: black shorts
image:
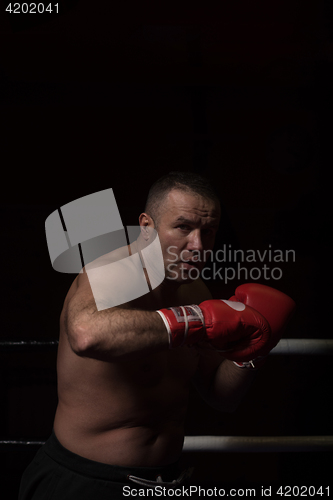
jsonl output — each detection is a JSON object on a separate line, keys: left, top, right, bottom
{"left": 18, "top": 431, "right": 184, "bottom": 500}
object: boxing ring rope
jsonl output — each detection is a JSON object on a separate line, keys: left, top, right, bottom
{"left": 1, "top": 338, "right": 333, "bottom": 453}
{"left": 270, "top": 339, "right": 333, "bottom": 355}
{"left": 183, "top": 436, "right": 333, "bottom": 453}
{"left": 1, "top": 436, "right": 332, "bottom": 453}
{"left": 1, "top": 338, "right": 333, "bottom": 354}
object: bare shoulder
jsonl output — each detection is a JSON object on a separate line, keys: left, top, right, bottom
{"left": 63, "top": 241, "right": 136, "bottom": 319}
{"left": 85, "top": 243, "right": 132, "bottom": 270}
{"left": 71, "top": 243, "right": 132, "bottom": 300}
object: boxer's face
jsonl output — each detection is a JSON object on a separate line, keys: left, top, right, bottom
{"left": 154, "top": 189, "right": 220, "bottom": 283}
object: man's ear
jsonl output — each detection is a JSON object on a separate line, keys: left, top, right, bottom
{"left": 138, "top": 213, "right": 154, "bottom": 241}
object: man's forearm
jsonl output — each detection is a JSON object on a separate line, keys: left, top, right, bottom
{"left": 210, "top": 359, "right": 258, "bottom": 412}
{"left": 71, "top": 307, "right": 169, "bottom": 361}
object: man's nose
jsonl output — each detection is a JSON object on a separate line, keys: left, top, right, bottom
{"left": 187, "top": 229, "right": 203, "bottom": 252}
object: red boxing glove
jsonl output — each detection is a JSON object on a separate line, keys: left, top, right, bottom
{"left": 156, "top": 299, "right": 271, "bottom": 354}
{"left": 229, "top": 283, "right": 296, "bottom": 363}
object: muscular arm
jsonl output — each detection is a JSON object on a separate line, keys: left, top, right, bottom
{"left": 192, "top": 345, "right": 257, "bottom": 413}
{"left": 66, "top": 272, "right": 168, "bottom": 361}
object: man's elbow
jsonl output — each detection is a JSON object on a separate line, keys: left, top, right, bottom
{"left": 68, "top": 323, "right": 95, "bottom": 356}
{"left": 68, "top": 322, "right": 118, "bottom": 361}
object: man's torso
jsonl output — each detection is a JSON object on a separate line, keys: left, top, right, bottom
{"left": 53, "top": 270, "right": 212, "bottom": 467}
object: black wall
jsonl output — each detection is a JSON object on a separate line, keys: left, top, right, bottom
{"left": 1, "top": 0, "right": 332, "bottom": 496}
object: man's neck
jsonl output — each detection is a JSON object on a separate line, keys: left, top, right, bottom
{"left": 149, "top": 278, "right": 181, "bottom": 308}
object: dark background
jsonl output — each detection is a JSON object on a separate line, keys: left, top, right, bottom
{"left": 0, "top": 0, "right": 332, "bottom": 497}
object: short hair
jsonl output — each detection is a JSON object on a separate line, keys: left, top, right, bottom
{"left": 144, "top": 171, "right": 220, "bottom": 226}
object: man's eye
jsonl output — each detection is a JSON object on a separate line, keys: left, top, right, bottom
{"left": 178, "top": 225, "right": 190, "bottom": 231}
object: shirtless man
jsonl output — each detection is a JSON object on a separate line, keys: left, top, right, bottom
{"left": 19, "top": 171, "right": 295, "bottom": 499}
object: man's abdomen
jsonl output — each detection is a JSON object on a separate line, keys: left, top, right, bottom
{"left": 53, "top": 400, "right": 186, "bottom": 466}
